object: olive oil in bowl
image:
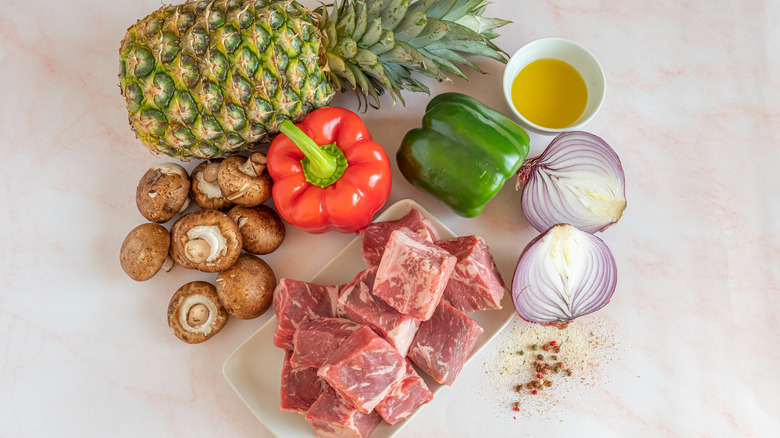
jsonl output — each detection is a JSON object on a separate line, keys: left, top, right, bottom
{"left": 511, "top": 58, "right": 588, "bottom": 129}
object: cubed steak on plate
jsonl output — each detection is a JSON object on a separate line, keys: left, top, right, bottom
{"left": 273, "top": 279, "right": 340, "bottom": 350}
{"left": 408, "top": 300, "right": 484, "bottom": 386}
{"left": 291, "top": 317, "right": 364, "bottom": 368}
{"left": 280, "top": 350, "right": 325, "bottom": 414}
{"left": 359, "top": 208, "right": 440, "bottom": 266}
{"left": 437, "top": 235, "right": 506, "bottom": 313}
{"left": 375, "top": 360, "right": 433, "bottom": 425}
{"left": 318, "top": 326, "right": 407, "bottom": 414}
{"left": 338, "top": 267, "right": 421, "bottom": 356}
{"left": 305, "top": 386, "right": 382, "bottom": 438}
{"left": 373, "top": 229, "right": 456, "bottom": 321}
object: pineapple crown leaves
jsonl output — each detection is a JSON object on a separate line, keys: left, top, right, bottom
{"left": 316, "top": 0, "right": 510, "bottom": 109}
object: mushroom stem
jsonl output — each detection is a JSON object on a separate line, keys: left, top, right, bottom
{"left": 203, "top": 162, "right": 220, "bottom": 183}
{"left": 195, "top": 166, "right": 225, "bottom": 201}
{"left": 162, "top": 255, "right": 175, "bottom": 272}
{"left": 250, "top": 153, "right": 267, "bottom": 174}
{"left": 187, "top": 303, "right": 210, "bottom": 329}
{"left": 176, "top": 197, "right": 191, "bottom": 215}
{"left": 238, "top": 153, "right": 267, "bottom": 177}
{"left": 184, "top": 238, "right": 210, "bottom": 264}
{"left": 158, "top": 163, "right": 189, "bottom": 178}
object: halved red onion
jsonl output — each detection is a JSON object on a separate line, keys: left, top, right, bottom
{"left": 518, "top": 131, "right": 626, "bottom": 234}
{"left": 512, "top": 224, "right": 617, "bottom": 327}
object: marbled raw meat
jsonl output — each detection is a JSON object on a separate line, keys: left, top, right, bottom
{"left": 359, "top": 208, "right": 439, "bottom": 266}
{"left": 273, "top": 278, "right": 340, "bottom": 350}
{"left": 305, "top": 386, "right": 382, "bottom": 438}
{"left": 436, "top": 235, "right": 506, "bottom": 313}
{"left": 375, "top": 360, "right": 433, "bottom": 425}
{"left": 291, "top": 317, "right": 364, "bottom": 368}
{"left": 372, "top": 229, "right": 456, "bottom": 321}
{"left": 280, "top": 350, "right": 325, "bottom": 414}
{"left": 338, "top": 267, "right": 421, "bottom": 356}
{"left": 408, "top": 300, "right": 484, "bottom": 386}
{"left": 318, "top": 326, "right": 406, "bottom": 414}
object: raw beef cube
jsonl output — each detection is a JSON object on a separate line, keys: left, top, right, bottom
{"left": 273, "top": 279, "right": 340, "bottom": 349}
{"left": 305, "top": 386, "right": 382, "bottom": 438}
{"left": 318, "top": 326, "right": 406, "bottom": 414}
{"left": 291, "top": 317, "right": 364, "bottom": 368}
{"left": 375, "top": 360, "right": 433, "bottom": 425}
{"left": 408, "top": 300, "right": 484, "bottom": 386}
{"left": 280, "top": 350, "right": 325, "bottom": 414}
{"left": 373, "top": 229, "right": 456, "bottom": 321}
{"left": 338, "top": 267, "right": 421, "bottom": 356}
{"left": 421, "top": 218, "right": 440, "bottom": 241}
{"left": 436, "top": 235, "right": 506, "bottom": 313}
{"left": 360, "top": 208, "right": 440, "bottom": 266}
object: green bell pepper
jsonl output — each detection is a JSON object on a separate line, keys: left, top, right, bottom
{"left": 397, "top": 92, "right": 530, "bottom": 217}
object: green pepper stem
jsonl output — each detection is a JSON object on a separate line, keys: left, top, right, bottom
{"left": 279, "top": 120, "right": 336, "bottom": 180}
{"left": 278, "top": 119, "right": 348, "bottom": 188}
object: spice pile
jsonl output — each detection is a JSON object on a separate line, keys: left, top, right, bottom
{"left": 511, "top": 340, "right": 571, "bottom": 401}
{"left": 482, "top": 315, "right": 618, "bottom": 417}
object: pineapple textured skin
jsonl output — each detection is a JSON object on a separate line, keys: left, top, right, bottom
{"left": 119, "top": 0, "right": 334, "bottom": 159}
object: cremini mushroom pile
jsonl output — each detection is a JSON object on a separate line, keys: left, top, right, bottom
{"left": 119, "top": 154, "right": 284, "bottom": 344}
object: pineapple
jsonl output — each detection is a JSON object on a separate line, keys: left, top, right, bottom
{"left": 119, "top": 0, "right": 510, "bottom": 159}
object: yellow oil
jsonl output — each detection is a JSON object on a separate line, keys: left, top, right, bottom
{"left": 511, "top": 58, "right": 588, "bottom": 129}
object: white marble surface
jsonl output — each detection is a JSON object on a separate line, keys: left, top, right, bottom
{"left": 1, "top": 0, "right": 778, "bottom": 436}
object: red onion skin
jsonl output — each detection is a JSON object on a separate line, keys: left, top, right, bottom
{"left": 518, "top": 131, "right": 626, "bottom": 234}
{"left": 541, "top": 320, "right": 571, "bottom": 329}
{"left": 511, "top": 223, "right": 617, "bottom": 327}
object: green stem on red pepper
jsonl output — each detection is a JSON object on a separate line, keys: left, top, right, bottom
{"left": 278, "top": 120, "right": 348, "bottom": 188}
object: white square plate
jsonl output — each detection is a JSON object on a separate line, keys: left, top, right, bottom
{"left": 222, "top": 198, "right": 515, "bottom": 437}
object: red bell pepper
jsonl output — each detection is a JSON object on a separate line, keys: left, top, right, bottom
{"left": 266, "top": 107, "right": 392, "bottom": 233}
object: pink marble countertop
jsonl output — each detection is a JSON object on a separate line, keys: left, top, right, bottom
{"left": 1, "top": 0, "right": 778, "bottom": 436}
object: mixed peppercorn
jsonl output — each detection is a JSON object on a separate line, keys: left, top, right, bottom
{"left": 511, "top": 340, "right": 572, "bottom": 409}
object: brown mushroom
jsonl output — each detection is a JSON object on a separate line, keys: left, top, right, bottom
{"left": 215, "top": 254, "right": 276, "bottom": 319}
{"left": 217, "top": 153, "right": 272, "bottom": 207}
{"left": 136, "top": 162, "right": 191, "bottom": 223}
{"left": 119, "top": 223, "right": 173, "bottom": 281}
{"left": 170, "top": 209, "right": 242, "bottom": 272}
{"left": 190, "top": 160, "right": 232, "bottom": 210}
{"left": 227, "top": 205, "right": 286, "bottom": 255}
{"left": 167, "top": 281, "right": 228, "bottom": 344}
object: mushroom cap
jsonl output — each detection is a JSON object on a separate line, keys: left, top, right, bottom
{"left": 190, "top": 161, "right": 232, "bottom": 210}
{"left": 119, "top": 223, "right": 171, "bottom": 281}
{"left": 215, "top": 254, "right": 276, "bottom": 319}
{"left": 170, "top": 209, "right": 242, "bottom": 272}
{"left": 227, "top": 205, "right": 286, "bottom": 255}
{"left": 136, "top": 162, "right": 191, "bottom": 223}
{"left": 167, "top": 281, "right": 228, "bottom": 344}
{"left": 217, "top": 154, "right": 272, "bottom": 207}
